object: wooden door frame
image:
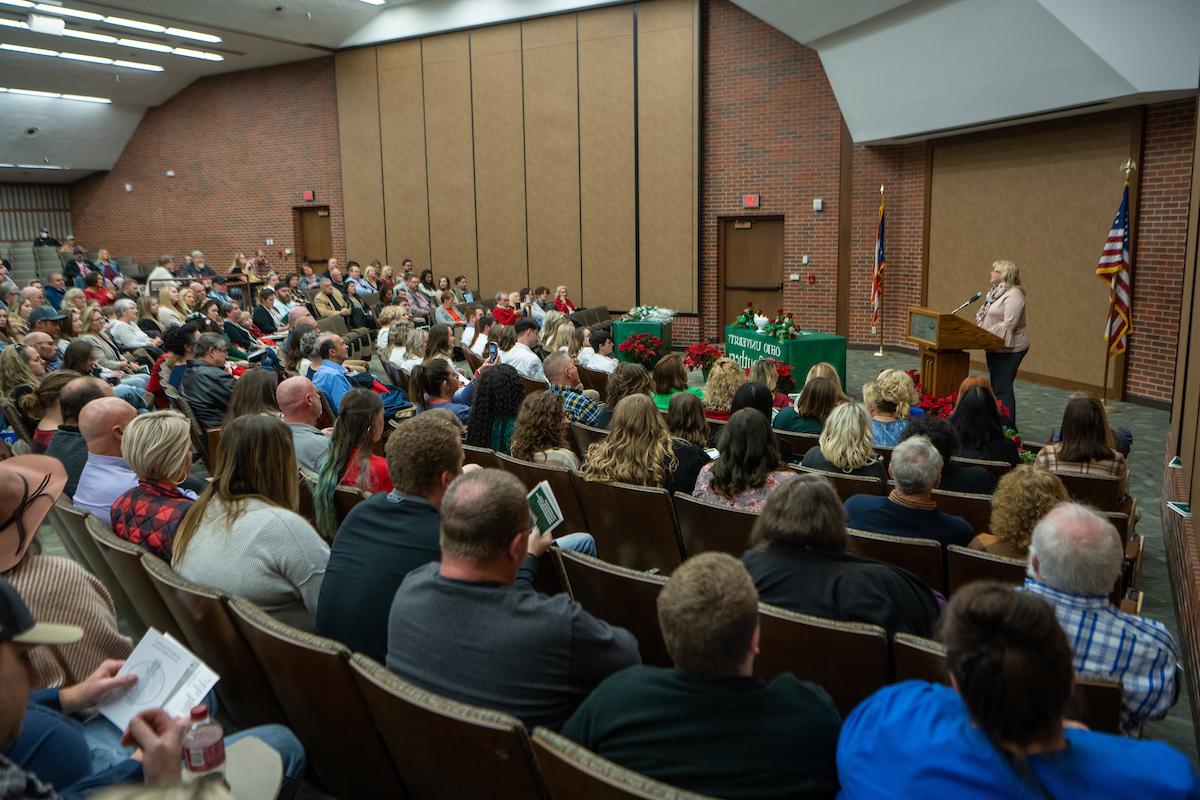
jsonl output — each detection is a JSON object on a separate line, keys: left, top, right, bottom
{"left": 293, "top": 205, "right": 332, "bottom": 270}
{"left": 716, "top": 214, "right": 785, "bottom": 331}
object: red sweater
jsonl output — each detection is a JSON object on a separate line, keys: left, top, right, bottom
{"left": 492, "top": 305, "right": 518, "bottom": 326}
{"left": 554, "top": 296, "right": 577, "bottom": 314}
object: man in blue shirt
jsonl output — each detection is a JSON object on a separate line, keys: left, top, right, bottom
{"left": 311, "top": 332, "right": 353, "bottom": 411}
{"left": 42, "top": 274, "right": 66, "bottom": 311}
{"left": 207, "top": 276, "right": 234, "bottom": 305}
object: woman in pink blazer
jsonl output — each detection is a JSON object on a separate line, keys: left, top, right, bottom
{"left": 975, "top": 260, "right": 1028, "bottom": 425}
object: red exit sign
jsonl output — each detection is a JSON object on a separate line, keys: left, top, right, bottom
{"left": 303, "top": 190, "right": 315, "bottom": 202}
{"left": 741, "top": 193, "right": 761, "bottom": 209}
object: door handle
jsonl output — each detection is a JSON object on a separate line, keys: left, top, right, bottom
{"left": 725, "top": 283, "right": 783, "bottom": 291}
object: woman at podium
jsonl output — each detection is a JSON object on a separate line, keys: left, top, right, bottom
{"left": 975, "top": 260, "right": 1028, "bottom": 425}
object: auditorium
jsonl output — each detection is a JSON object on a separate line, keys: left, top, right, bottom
{"left": 1, "top": 0, "right": 1199, "bottom": 796}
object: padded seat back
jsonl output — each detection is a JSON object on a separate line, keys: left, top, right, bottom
{"left": 0, "top": 400, "right": 33, "bottom": 446}
{"left": 570, "top": 422, "right": 609, "bottom": 461}
{"left": 317, "top": 314, "right": 350, "bottom": 336}
{"left": 892, "top": 633, "right": 949, "bottom": 683}
{"left": 522, "top": 375, "right": 551, "bottom": 396}
{"left": 931, "top": 489, "right": 992, "bottom": 533}
{"left": 496, "top": 454, "right": 590, "bottom": 534}
{"left": 946, "top": 545, "right": 1026, "bottom": 596}
{"left": 227, "top": 598, "right": 402, "bottom": 798}
{"left": 163, "top": 386, "right": 213, "bottom": 470}
{"left": 464, "top": 347, "right": 484, "bottom": 373}
{"left": 333, "top": 485, "right": 368, "bottom": 528}
{"left": 1051, "top": 471, "right": 1127, "bottom": 512}
{"left": 756, "top": 602, "right": 888, "bottom": 716}
{"left": 951, "top": 456, "right": 1011, "bottom": 480}
{"left": 350, "top": 654, "right": 546, "bottom": 800}
{"left": 846, "top": 529, "right": 944, "bottom": 593}
{"left": 463, "top": 444, "right": 501, "bottom": 469}
{"left": 570, "top": 476, "right": 682, "bottom": 572}
{"left": 554, "top": 550, "right": 671, "bottom": 668}
{"left": 141, "top": 555, "right": 286, "bottom": 727}
{"left": 775, "top": 429, "right": 820, "bottom": 460}
{"left": 576, "top": 365, "right": 609, "bottom": 402}
{"left": 51, "top": 500, "right": 144, "bottom": 636}
{"left": 795, "top": 465, "right": 884, "bottom": 501}
{"left": 85, "top": 517, "right": 184, "bottom": 641}
{"left": 671, "top": 492, "right": 757, "bottom": 559}
{"left": 532, "top": 728, "right": 716, "bottom": 800}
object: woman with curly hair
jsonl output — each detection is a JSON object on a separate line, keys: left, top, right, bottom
{"left": 596, "top": 362, "right": 651, "bottom": 428}
{"left": 582, "top": 394, "right": 682, "bottom": 490}
{"left": 284, "top": 321, "right": 316, "bottom": 374}
{"left": 650, "top": 353, "right": 701, "bottom": 412}
{"left": 801, "top": 402, "right": 887, "bottom": 484}
{"left": 510, "top": 392, "right": 578, "bottom": 469}
{"left": 314, "top": 388, "right": 389, "bottom": 537}
{"left": 0, "top": 342, "right": 46, "bottom": 416}
{"left": 701, "top": 357, "right": 746, "bottom": 421}
{"left": 465, "top": 363, "right": 524, "bottom": 453}
{"left": 864, "top": 368, "right": 921, "bottom": 446}
{"left": 61, "top": 287, "right": 87, "bottom": 314}
{"left": 969, "top": 465, "right": 1067, "bottom": 558}
{"left": 692, "top": 408, "right": 793, "bottom": 511}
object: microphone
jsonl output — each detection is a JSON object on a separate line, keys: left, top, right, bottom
{"left": 951, "top": 291, "right": 982, "bottom": 314}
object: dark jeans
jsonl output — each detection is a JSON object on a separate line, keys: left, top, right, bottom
{"left": 986, "top": 348, "right": 1027, "bottom": 427}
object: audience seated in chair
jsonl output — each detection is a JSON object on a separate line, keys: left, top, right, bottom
{"left": 583, "top": 394, "right": 706, "bottom": 496}
{"left": 511, "top": 392, "right": 579, "bottom": 470}
{"left": 1035, "top": 393, "right": 1131, "bottom": 501}
{"left": 543, "top": 352, "right": 601, "bottom": 426}
{"left": 836, "top": 582, "right": 1196, "bottom": 798}
{"left": 23, "top": 370, "right": 80, "bottom": 454}
{"left": 410, "top": 358, "right": 473, "bottom": 423}
{"left": 172, "top": 414, "right": 329, "bottom": 631}
{"left": 314, "top": 389, "right": 390, "bottom": 537}
{"left": 109, "top": 411, "right": 197, "bottom": 561}
{"left": 578, "top": 328, "right": 618, "bottom": 374}
{"left": 309, "top": 332, "right": 354, "bottom": 411}
{"left": 701, "top": 358, "right": 745, "bottom": 422}
{"left": 900, "top": 415, "right": 996, "bottom": 494}
{"left": 801, "top": 402, "right": 888, "bottom": 484}
{"left": 844, "top": 435, "right": 973, "bottom": 548}
{"left": 863, "top": 369, "right": 921, "bottom": 447}
{"left": 595, "top": 362, "right": 651, "bottom": 429}
{"left": 563, "top": 552, "right": 841, "bottom": 799}
{"left": 1025, "top": 503, "right": 1179, "bottom": 733}
{"left": 969, "top": 465, "right": 1067, "bottom": 558}
{"left": 774, "top": 376, "right": 840, "bottom": 435}
{"left": 386, "top": 469, "right": 637, "bottom": 731}
{"left": 316, "top": 412, "right": 468, "bottom": 661}
{"left": 464, "top": 363, "right": 524, "bottom": 454}
{"left": 500, "top": 319, "right": 545, "bottom": 381}
{"left": 692, "top": 408, "right": 795, "bottom": 511}
{"left": 44, "top": 377, "right": 112, "bottom": 497}
{"left": 71, "top": 397, "right": 137, "bottom": 522}
{"left": 180, "top": 333, "right": 234, "bottom": 431}
{"left": 0, "top": 456, "right": 131, "bottom": 691}
{"left": 743, "top": 472, "right": 940, "bottom": 636}
{"left": 277, "top": 375, "right": 331, "bottom": 473}
{"left": 949, "top": 383, "right": 1021, "bottom": 465}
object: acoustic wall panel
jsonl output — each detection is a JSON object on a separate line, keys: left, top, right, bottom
{"left": 470, "top": 23, "right": 528, "bottom": 301}
{"left": 378, "top": 40, "right": 430, "bottom": 268}
{"left": 579, "top": 4, "right": 636, "bottom": 311}
{"left": 422, "top": 33, "right": 478, "bottom": 281}
{"left": 335, "top": 48, "right": 386, "bottom": 265}
{"left": 522, "top": 14, "right": 582, "bottom": 300}
{"left": 636, "top": 0, "right": 698, "bottom": 313}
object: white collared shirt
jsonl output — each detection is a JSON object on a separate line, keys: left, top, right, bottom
{"left": 501, "top": 341, "right": 545, "bottom": 381}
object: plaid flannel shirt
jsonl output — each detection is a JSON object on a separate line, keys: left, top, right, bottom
{"left": 110, "top": 478, "right": 194, "bottom": 561}
{"left": 0, "top": 755, "right": 57, "bottom": 799}
{"left": 1034, "top": 444, "right": 1130, "bottom": 499}
{"left": 1024, "top": 578, "right": 1180, "bottom": 732}
{"left": 547, "top": 384, "right": 601, "bottom": 426}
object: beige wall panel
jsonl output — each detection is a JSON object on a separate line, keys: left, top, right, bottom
{"left": 471, "top": 24, "right": 528, "bottom": 299}
{"left": 637, "top": 0, "right": 698, "bottom": 312}
{"left": 928, "top": 112, "right": 1138, "bottom": 390}
{"left": 579, "top": 5, "right": 636, "bottom": 310}
{"left": 335, "top": 48, "right": 386, "bottom": 265}
{"left": 522, "top": 15, "right": 582, "bottom": 296}
{"left": 422, "top": 33, "right": 478, "bottom": 281}
{"left": 378, "top": 40, "right": 430, "bottom": 268}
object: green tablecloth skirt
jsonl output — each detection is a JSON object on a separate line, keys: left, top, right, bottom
{"left": 613, "top": 320, "right": 673, "bottom": 363}
{"left": 724, "top": 325, "right": 847, "bottom": 390}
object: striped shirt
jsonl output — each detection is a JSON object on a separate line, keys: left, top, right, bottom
{"left": 1024, "top": 578, "right": 1179, "bottom": 733}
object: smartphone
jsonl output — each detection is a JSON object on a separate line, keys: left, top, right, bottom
{"left": 486, "top": 342, "right": 499, "bottom": 360}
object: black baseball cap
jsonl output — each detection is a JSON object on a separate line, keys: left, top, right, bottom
{"left": 28, "top": 306, "right": 66, "bottom": 325}
{"left": 0, "top": 578, "right": 82, "bottom": 646}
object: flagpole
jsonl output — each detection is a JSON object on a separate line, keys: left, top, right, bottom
{"left": 874, "top": 185, "right": 886, "bottom": 357}
{"left": 1101, "top": 159, "right": 1135, "bottom": 412}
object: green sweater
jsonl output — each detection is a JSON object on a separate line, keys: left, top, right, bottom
{"left": 651, "top": 387, "right": 703, "bottom": 412}
{"left": 773, "top": 408, "right": 823, "bottom": 434}
{"left": 562, "top": 666, "right": 841, "bottom": 799}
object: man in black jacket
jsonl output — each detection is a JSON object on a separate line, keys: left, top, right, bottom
{"left": 62, "top": 248, "right": 93, "bottom": 289}
{"left": 181, "top": 333, "right": 235, "bottom": 430}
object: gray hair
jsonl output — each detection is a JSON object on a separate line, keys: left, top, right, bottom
{"left": 113, "top": 298, "right": 137, "bottom": 316}
{"left": 1029, "top": 503, "right": 1122, "bottom": 595}
{"left": 494, "top": 291, "right": 507, "bottom": 303}
{"left": 191, "top": 250, "right": 203, "bottom": 259}
{"left": 890, "top": 435, "right": 942, "bottom": 494}
{"left": 193, "top": 332, "right": 226, "bottom": 358}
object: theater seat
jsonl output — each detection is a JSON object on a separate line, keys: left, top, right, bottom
{"left": 569, "top": 422, "right": 609, "bottom": 461}
{"left": 350, "top": 653, "right": 546, "bottom": 800}
{"left": 495, "top": 453, "right": 590, "bottom": 534}
{"left": 463, "top": 444, "right": 501, "bottom": 469}
{"left": 554, "top": 549, "right": 671, "bottom": 668}
{"left": 50, "top": 500, "right": 144, "bottom": 637}
{"left": 846, "top": 529, "right": 944, "bottom": 594}
{"left": 85, "top": 516, "right": 184, "bottom": 642}
{"left": 532, "top": 727, "right": 716, "bottom": 800}
{"left": 577, "top": 364, "right": 610, "bottom": 402}
{"left": 570, "top": 475, "right": 683, "bottom": 573}
{"left": 945, "top": 545, "right": 1026, "bottom": 596}
{"left": 672, "top": 492, "right": 757, "bottom": 559}
{"left": 227, "top": 598, "right": 402, "bottom": 797}
{"left": 931, "top": 489, "right": 992, "bottom": 533}
{"left": 522, "top": 375, "right": 552, "bottom": 396}
{"left": 794, "top": 465, "right": 885, "bottom": 501}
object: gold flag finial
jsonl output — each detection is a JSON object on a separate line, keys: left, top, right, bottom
{"left": 1121, "top": 159, "right": 1136, "bottom": 178}
{"left": 880, "top": 184, "right": 884, "bottom": 195}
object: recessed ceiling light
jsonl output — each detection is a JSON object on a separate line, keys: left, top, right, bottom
{"left": 103, "top": 15, "right": 163, "bottom": 33}
{"left": 113, "top": 58, "right": 161, "bottom": 71}
{"left": 118, "top": 36, "right": 172, "bottom": 52}
{"left": 0, "top": 18, "right": 223, "bottom": 60}
{"left": 0, "top": 42, "right": 55, "bottom": 55}
{"left": 57, "top": 51, "right": 110, "bottom": 63}
{"left": 61, "top": 29, "right": 116, "bottom": 43}
{"left": 165, "top": 27, "right": 220, "bottom": 43}
{"left": 60, "top": 92, "right": 109, "bottom": 103}
{"left": 0, "top": 85, "right": 111, "bottom": 102}
{"left": 358, "top": 0, "right": 386, "bottom": 5}
{"left": 6, "top": 87, "right": 58, "bottom": 97}
{"left": 33, "top": 3, "right": 101, "bottom": 20}
{"left": 0, "top": 41, "right": 161, "bottom": 69}
{"left": 0, "top": 0, "right": 35, "bottom": 8}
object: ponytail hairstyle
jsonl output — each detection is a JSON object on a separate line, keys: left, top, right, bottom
{"left": 409, "top": 359, "right": 457, "bottom": 410}
{"left": 21, "top": 370, "right": 82, "bottom": 421}
{"left": 939, "top": 581, "right": 1071, "bottom": 779}
{"left": 314, "top": 388, "right": 384, "bottom": 537}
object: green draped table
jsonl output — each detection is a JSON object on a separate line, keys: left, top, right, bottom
{"left": 724, "top": 325, "right": 847, "bottom": 390}
{"left": 612, "top": 320, "right": 673, "bottom": 363}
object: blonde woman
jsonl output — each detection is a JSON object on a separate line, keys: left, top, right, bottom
{"left": 375, "top": 305, "right": 403, "bottom": 350}
{"left": 801, "top": 402, "right": 887, "bottom": 483}
{"left": 62, "top": 287, "right": 87, "bottom": 314}
{"left": 384, "top": 318, "right": 415, "bottom": 365}
{"left": 157, "top": 284, "right": 187, "bottom": 328}
{"left": 970, "top": 465, "right": 1067, "bottom": 558}
{"left": 394, "top": 328, "right": 428, "bottom": 374}
{"left": 702, "top": 357, "right": 746, "bottom": 421}
{"left": 179, "top": 287, "right": 197, "bottom": 316}
{"left": 539, "top": 310, "right": 566, "bottom": 350}
{"left": 110, "top": 410, "right": 197, "bottom": 560}
{"left": 976, "top": 259, "right": 1028, "bottom": 423}
{"left": 864, "top": 368, "right": 920, "bottom": 446}
{"left": 749, "top": 359, "right": 790, "bottom": 408}
{"left": 583, "top": 393, "right": 688, "bottom": 491}
{"left": 545, "top": 317, "right": 575, "bottom": 353}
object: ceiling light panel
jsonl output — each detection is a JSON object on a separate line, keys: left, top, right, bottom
{"left": 165, "top": 27, "right": 220, "bottom": 43}
{"left": 33, "top": 3, "right": 99, "bottom": 20}
{"left": 0, "top": 14, "right": 224, "bottom": 60}
{"left": 61, "top": 29, "right": 115, "bottom": 42}
{"left": 0, "top": 84, "right": 110, "bottom": 102}
{"left": 102, "top": 15, "right": 162, "bottom": 32}
{"left": 0, "top": 40, "right": 163, "bottom": 69}
{"left": 117, "top": 36, "right": 171, "bottom": 52}
{"left": 0, "top": 0, "right": 34, "bottom": 8}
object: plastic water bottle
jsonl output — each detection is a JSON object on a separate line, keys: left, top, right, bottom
{"left": 182, "top": 704, "right": 226, "bottom": 785}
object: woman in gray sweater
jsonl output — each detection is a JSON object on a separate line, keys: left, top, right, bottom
{"left": 172, "top": 414, "right": 329, "bottom": 631}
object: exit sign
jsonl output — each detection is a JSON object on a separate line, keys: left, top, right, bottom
{"left": 303, "top": 190, "right": 315, "bottom": 202}
{"left": 741, "top": 193, "right": 761, "bottom": 209}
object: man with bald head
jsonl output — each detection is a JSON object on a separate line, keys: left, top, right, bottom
{"left": 72, "top": 397, "right": 138, "bottom": 521}
{"left": 543, "top": 351, "right": 601, "bottom": 425}
{"left": 46, "top": 376, "right": 114, "bottom": 496}
{"left": 278, "top": 376, "right": 330, "bottom": 472}
{"left": 22, "top": 331, "right": 60, "bottom": 372}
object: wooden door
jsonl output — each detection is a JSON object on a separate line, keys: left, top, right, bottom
{"left": 720, "top": 217, "right": 783, "bottom": 325}
{"left": 297, "top": 206, "right": 332, "bottom": 268}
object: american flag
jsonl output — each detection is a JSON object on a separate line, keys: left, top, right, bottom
{"left": 871, "top": 192, "right": 885, "bottom": 333}
{"left": 1095, "top": 184, "right": 1132, "bottom": 356}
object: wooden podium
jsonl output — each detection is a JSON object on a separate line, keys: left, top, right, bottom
{"left": 906, "top": 307, "right": 1005, "bottom": 397}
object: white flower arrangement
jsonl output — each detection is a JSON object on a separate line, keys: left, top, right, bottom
{"left": 623, "top": 305, "right": 677, "bottom": 323}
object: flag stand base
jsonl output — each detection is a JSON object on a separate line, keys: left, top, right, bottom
{"left": 873, "top": 348, "right": 885, "bottom": 357}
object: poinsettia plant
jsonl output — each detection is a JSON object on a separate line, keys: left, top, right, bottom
{"left": 618, "top": 333, "right": 664, "bottom": 367}
{"left": 903, "top": 369, "right": 1030, "bottom": 461}
{"left": 683, "top": 339, "right": 723, "bottom": 371}
{"left": 769, "top": 359, "right": 796, "bottom": 393}
{"left": 732, "top": 302, "right": 759, "bottom": 329}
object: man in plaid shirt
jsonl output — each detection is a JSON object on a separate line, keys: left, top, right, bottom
{"left": 543, "top": 352, "right": 601, "bottom": 426}
{"left": 1025, "top": 503, "right": 1179, "bottom": 733}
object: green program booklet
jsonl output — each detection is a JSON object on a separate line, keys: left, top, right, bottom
{"left": 528, "top": 480, "right": 564, "bottom": 534}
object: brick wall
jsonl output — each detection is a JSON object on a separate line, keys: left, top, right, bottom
{"left": 70, "top": 56, "right": 344, "bottom": 273}
{"left": 1127, "top": 97, "right": 1196, "bottom": 403}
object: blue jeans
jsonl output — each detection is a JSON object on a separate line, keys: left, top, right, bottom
{"left": 556, "top": 532, "right": 597, "bottom": 556}
{"left": 112, "top": 383, "right": 148, "bottom": 411}
{"left": 986, "top": 348, "right": 1027, "bottom": 426}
